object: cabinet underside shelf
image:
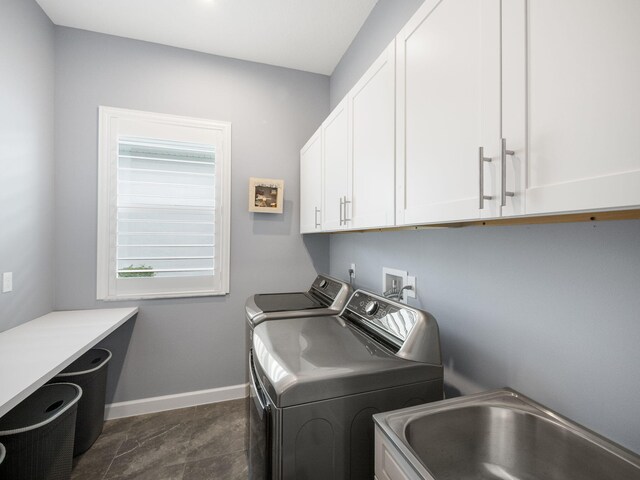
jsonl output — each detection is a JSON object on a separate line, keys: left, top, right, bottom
{"left": 328, "top": 208, "right": 640, "bottom": 234}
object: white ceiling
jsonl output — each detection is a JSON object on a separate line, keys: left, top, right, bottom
{"left": 36, "top": 0, "right": 378, "bottom": 75}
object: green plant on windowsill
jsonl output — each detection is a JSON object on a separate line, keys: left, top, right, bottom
{"left": 118, "top": 264, "right": 156, "bottom": 278}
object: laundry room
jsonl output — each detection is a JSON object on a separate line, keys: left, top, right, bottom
{"left": 0, "top": 0, "right": 639, "bottom": 479}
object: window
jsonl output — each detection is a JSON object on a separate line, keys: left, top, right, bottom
{"left": 97, "top": 107, "right": 231, "bottom": 300}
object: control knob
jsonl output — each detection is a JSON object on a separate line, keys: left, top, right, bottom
{"left": 364, "top": 301, "right": 379, "bottom": 316}
{"left": 319, "top": 279, "right": 328, "bottom": 289}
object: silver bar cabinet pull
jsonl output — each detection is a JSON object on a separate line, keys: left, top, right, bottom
{"left": 479, "top": 146, "right": 492, "bottom": 209}
{"left": 501, "top": 138, "right": 515, "bottom": 207}
{"left": 314, "top": 207, "right": 321, "bottom": 228}
{"left": 339, "top": 197, "right": 344, "bottom": 225}
{"left": 343, "top": 196, "right": 351, "bottom": 223}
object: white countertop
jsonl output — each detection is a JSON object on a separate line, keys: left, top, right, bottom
{"left": 0, "top": 307, "right": 138, "bottom": 418}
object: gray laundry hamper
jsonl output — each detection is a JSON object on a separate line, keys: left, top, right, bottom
{"left": 52, "top": 348, "right": 111, "bottom": 456}
{"left": 0, "top": 383, "right": 82, "bottom": 480}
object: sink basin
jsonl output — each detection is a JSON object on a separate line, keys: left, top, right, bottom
{"left": 374, "top": 389, "right": 640, "bottom": 480}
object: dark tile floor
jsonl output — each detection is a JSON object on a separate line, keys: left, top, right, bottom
{"left": 71, "top": 398, "right": 248, "bottom": 480}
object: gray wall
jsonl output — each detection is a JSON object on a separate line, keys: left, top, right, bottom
{"left": 329, "top": 222, "right": 640, "bottom": 453}
{"left": 329, "top": 0, "right": 424, "bottom": 109}
{"left": 328, "top": 0, "right": 640, "bottom": 453}
{"left": 0, "top": 0, "right": 55, "bottom": 331}
{"left": 54, "top": 28, "right": 330, "bottom": 403}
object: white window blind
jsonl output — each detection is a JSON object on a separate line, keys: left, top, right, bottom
{"left": 97, "top": 107, "right": 231, "bottom": 300}
{"left": 117, "top": 138, "right": 216, "bottom": 279}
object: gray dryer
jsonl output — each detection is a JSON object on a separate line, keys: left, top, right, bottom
{"left": 249, "top": 289, "right": 444, "bottom": 480}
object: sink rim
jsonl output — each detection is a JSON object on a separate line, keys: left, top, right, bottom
{"left": 373, "top": 388, "right": 640, "bottom": 480}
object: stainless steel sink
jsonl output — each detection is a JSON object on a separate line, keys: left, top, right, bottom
{"left": 374, "top": 389, "right": 640, "bottom": 480}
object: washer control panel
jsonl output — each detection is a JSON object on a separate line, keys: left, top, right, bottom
{"left": 311, "top": 275, "right": 344, "bottom": 301}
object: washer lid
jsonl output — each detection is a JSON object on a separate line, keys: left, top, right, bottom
{"left": 252, "top": 316, "right": 442, "bottom": 408}
{"left": 245, "top": 275, "right": 353, "bottom": 325}
{"left": 253, "top": 292, "right": 324, "bottom": 313}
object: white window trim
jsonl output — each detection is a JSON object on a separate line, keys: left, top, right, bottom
{"left": 97, "top": 106, "right": 231, "bottom": 300}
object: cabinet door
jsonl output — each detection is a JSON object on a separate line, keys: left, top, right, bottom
{"left": 300, "top": 128, "right": 323, "bottom": 233}
{"left": 396, "top": 0, "right": 502, "bottom": 225}
{"left": 503, "top": 0, "right": 640, "bottom": 216}
{"left": 350, "top": 41, "right": 396, "bottom": 229}
{"left": 322, "top": 98, "right": 351, "bottom": 231}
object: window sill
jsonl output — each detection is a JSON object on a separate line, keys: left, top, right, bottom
{"left": 98, "top": 290, "right": 229, "bottom": 301}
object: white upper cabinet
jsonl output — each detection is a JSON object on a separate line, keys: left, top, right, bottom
{"left": 396, "top": 0, "right": 502, "bottom": 225}
{"left": 322, "top": 98, "right": 351, "bottom": 231}
{"left": 300, "top": 0, "right": 640, "bottom": 233}
{"left": 349, "top": 41, "right": 396, "bottom": 229}
{"left": 300, "top": 127, "right": 323, "bottom": 233}
{"left": 502, "top": 0, "right": 640, "bottom": 216}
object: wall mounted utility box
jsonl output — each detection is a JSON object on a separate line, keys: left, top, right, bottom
{"left": 382, "top": 268, "right": 416, "bottom": 299}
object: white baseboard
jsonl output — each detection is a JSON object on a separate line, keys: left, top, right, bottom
{"left": 104, "top": 383, "right": 248, "bottom": 420}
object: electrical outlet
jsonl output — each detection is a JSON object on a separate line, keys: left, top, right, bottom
{"left": 349, "top": 263, "right": 356, "bottom": 279}
{"left": 2, "top": 272, "right": 13, "bottom": 293}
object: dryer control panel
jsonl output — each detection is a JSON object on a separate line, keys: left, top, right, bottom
{"left": 348, "top": 292, "right": 398, "bottom": 321}
{"left": 345, "top": 291, "right": 418, "bottom": 347}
